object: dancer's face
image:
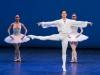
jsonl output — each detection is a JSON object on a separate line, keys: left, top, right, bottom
{"left": 72, "top": 14, "right": 77, "bottom": 20}
{"left": 61, "top": 11, "right": 67, "bottom": 18}
{"left": 15, "top": 15, "right": 20, "bottom": 22}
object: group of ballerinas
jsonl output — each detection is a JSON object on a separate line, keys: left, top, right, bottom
{"left": 4, "top": 10, "right": 92, "bottom": 71}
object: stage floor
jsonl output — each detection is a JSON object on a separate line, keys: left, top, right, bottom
{"left": 0, "top": 48, "right": 100, "bottom": 75}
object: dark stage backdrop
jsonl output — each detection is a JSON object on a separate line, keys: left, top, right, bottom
{"left": 0, "top": 0, "right": 99, "bottom": 48}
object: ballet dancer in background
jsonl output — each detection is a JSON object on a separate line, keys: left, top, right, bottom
{"left": 68, "top": 13, "right": 88, "bottom": 63}
{"left": 28, "top": 10, "right": 92, "bottom": 71}
{"left": 4, "top": 15, "right": 30, "bottom": 62}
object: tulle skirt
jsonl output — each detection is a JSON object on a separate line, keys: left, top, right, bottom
{"left": 68, "top": 33, "right": 88, "bottom": 42}
{"left": 4, "top": 34, "right": 30, "bottom": 44}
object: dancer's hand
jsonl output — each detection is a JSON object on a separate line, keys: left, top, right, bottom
{"left": 10, "top": 36, "right": 14, "bottom": 40}
{"left": 76, "top": 35, "right": 80, "bottom": 38}
{"left": 68, "top": 35, "right": 71, "bottom": 38}
{"left": 88, "top": 22, "right": 93, "bottom": 26}
{"left": 37, "top": 22, "right": 42, "bottom": 26}
{"left": 21, "top": 36, "right": 25, "bottom": 40}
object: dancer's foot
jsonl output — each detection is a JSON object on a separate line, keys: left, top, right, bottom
{"left": 62, "top": 65, "right": 66, "bottom": 71}
{"left": 14, "top": 57, "right": 18, "bottom": 62}
{"left": 70, "top": 60, "right": 77, "bottom": 63}
{"left": 17, "top": 59, "right": 21, "bottom": 62}
{"left": 14, "top": 59, "right": 18, "bottom": 62}
{"left": 14, "top": 59, "right": 21, "bottom": 62}
{"left": 70, "top": 60, "right": 75, "bottom": 63}
{"left": 14, "top": 57, "right": 21, "bottom": 62}
{"left": 74, "top": 60, "right": 78, "bottom": 63}
{"left": 27, "top": 35, "right": 34, "bottom": 39}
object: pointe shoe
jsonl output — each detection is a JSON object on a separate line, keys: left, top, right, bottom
{"left": 17, "top": 59, "right": 21, "bottom": 62}
{"left": 62, "top": 66, "right": 67, "bottom": 71}
{"left": 14, "top": 59, "right": 18, "bottom": 62}
{"left": 14, "top": 58, "right": 21, "bottom": 62}
{"left": 70, "top": 60, "right": 78, "bottom": 63}
{"left": 70, "top": 60, "right": 75, "bottom": 63}
{"left": 14, "top": 57, "right": 18, "bottom": 62}
{"left": 27, "top": 35, "right": 34, "bottom": 39}
{"left": 14, "top": 59, "right": 21, "bottom": 62}
{"left": 74, "top": 60, "right": 78, "bottom": 63}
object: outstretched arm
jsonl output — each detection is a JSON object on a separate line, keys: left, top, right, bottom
{"left": 71, "top": 20, "right": 93, "bottom": 27}
{"left": 37, "top": 20, "right": 58, "bottom": 28}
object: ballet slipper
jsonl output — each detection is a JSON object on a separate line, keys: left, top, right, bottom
{"left": 14, "top": 59, "right": 18, "bottom": 62}
{"left": 70, "top": 60, "right": 75, "bottom": 63}
{"left": 62, "top": 65, "right": 67, "bottom": 71}
{"left": 27, "top": 35, "right": 34, "bottom": 39}
{"left": 14, "top": 56, "right": 18, "bottom": 62}
{"left": 14, "top": 57, "right": 21, "bottom": 62}
{"left": 70, "top": 60, "right": 78, "bottom": 63}
{"left": 17, "top": 59, "right": 21, "bottom": 62}
{"left": 74, "top": 60, "right": 78, "bottom": 63}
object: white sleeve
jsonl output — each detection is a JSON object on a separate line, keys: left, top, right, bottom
{"left": 71, "top": 20, "right": 88, "bottom": 28}
{"left": 41, "top": 20, "right": 58, "bottom": 28}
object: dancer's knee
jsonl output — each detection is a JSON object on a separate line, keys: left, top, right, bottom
{"left": 62, "top": 50, "right": 66, "bottom": 55}
{"left": 72, "top": 49, "right": 76, "bottom": 51}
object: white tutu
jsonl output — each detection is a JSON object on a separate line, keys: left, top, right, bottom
{"left": 4, "top": 34, "right": 30, "bottom": 44}
{"left": 68, "top": 33, "right": 88, "bottom": 42}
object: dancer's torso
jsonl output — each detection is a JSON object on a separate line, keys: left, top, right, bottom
{"left": 13, "top": 22, "right": 21, "bottom": 35}
{"left": 70, "top": 26, "right": 78, "bottom": 34}
{"left": 57, "top": 19, "right": 71, "bottom": 34}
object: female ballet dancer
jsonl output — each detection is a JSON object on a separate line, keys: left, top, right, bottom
{"left": 4, "top": 15, "right": 30, "bottom": 62}
{"left": 68, "top": 13, "right": 88, "bottom": 63}
{"left": 28, "top": 10, "right": 92, "bottom": 71}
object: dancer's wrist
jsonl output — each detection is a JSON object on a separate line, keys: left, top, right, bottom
{"left": 10, "top": 35, "right": 12, "bottom": 38}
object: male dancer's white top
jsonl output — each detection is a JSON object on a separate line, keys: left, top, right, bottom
{"left": 42, "top": 19, "right": 88, "bottom": 34}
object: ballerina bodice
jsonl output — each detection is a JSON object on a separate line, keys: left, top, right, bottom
{"left": 13, "top": 23, "right": 21, "bottom": 35}
{"left": 70, "top": 26, "right": 78, "bottom": 33}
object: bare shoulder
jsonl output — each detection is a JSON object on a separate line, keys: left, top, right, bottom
{"left": 20, "top": 23, "right": 24, "bottom": 26}
{"left": 10, "top": 22, "right": 15, "bottom": 26}
{"left": 20, "top": 23, "right": 27, "bottom": 29}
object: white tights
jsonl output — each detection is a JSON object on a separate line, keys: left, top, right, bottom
{"left": 33, "top": 34, "right": 68, "bottom": 71}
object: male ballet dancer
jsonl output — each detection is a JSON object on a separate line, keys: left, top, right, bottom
{"left": 28, "top": 10, "right": 92, "bottom": 71}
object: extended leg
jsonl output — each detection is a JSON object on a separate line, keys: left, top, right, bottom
{"left": 28, "top": 34, "right": 61, "bottom": 41}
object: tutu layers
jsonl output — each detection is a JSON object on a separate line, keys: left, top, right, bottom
{"left": 4, "top": 34, "right": 30, "bottom": 44}
{"left": 68, "top": 33, "right": 88, "bottom": 42}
